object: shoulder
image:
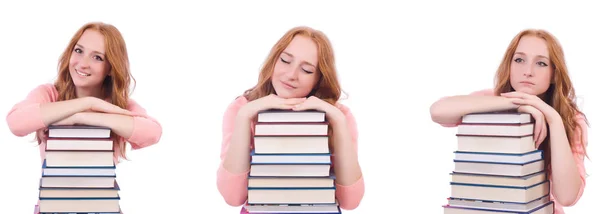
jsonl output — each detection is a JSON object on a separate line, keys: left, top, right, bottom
{"left": 28, "top": 83, "right": 59, "bottom": 102}
{"left": 224, "top": 96, "right": 249, "bottom": 114}
{"left": 574, "top": 112, "right": 588, "bottom": 135}
{"left": 335, "top": 102, "right": 357, "bottom": 122}
{"left": 231, "top": 96, "right": 249, "bottom": 108}
{"left": 575, "top": 112, "right": 587, "bottom": 123}
{"left": 125, "top": 98, "right": 142, "bottom": 110}
{"left": 571, "top": 112, "right": 589, "bottom": 151}
{"left": 334, "top": 102, "right": 359, "bottom": 140}
{"left": 469, "top": 88, "right": 495, "bottom": 96}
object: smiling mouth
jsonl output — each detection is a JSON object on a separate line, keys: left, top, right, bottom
{"left": 282, "top": 81, "right": 296, "bottom": 89}
{"left": 75, "top": 69, "right": 91, "bottom": 77}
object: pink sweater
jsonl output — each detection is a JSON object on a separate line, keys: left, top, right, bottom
{"left": 439, "top": 89, "right": 587, "bottom": 214}
{"left": 6, "top": 83, "right": 163, "bottom": 164}
{"left": 216, "top": 96, "right": 365, "bottom": 213}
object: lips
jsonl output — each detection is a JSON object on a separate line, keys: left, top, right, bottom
{"left": 281, "top": 81, "right": 296, "bottom": 89}
{"left": 75, "top": 69, "right": 91, "bottom": 77}
{"left": 519, "top": 80, "right": 534, "bottom": 85}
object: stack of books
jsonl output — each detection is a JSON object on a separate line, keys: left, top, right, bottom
{"left": 243, "top": 110, "right": 341, "bottom": 214}
{"left": 36, "top": 125, "right": 121, "bottom": 214}
{"left": 442, "top": 112, "right": 554, "bottom": 214}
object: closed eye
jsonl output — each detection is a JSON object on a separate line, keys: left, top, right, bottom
{"left": 280, "top": 57, "right": 290, "bottom": 64}
{"left": 302, "top": 68, "right": 314, "bottom": 74}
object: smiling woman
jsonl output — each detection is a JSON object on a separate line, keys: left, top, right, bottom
{"left": 429, "top": 29, "right": 589, "bottom": 214}
{"left": 5, "top": 22, "right": 163, "bottom": 212}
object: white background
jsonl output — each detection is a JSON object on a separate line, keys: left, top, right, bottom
{"left": 1, "top": 0, "right": 598, "bottom": 213}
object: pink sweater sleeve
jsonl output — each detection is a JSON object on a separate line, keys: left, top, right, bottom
{"left": 6, "top": 84, "right": 57, "bottom": 137}
{"left": 436, "top": 89, "right": 494, "bottom": 128}
{"left": 562, "top": 114, "right": 588, "bottom": 206}
{"left": 124, "top": 99, "right": 162, "bottom": 150}
{"left": 334, "top": 104, "right": 365, "bottom": 210}
{"left": 216, "top": 97, "right": 250, "bottom": 206}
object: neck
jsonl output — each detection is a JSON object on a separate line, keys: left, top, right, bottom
{"left": 76, "top": 87, "right": 104, "bottom": 99}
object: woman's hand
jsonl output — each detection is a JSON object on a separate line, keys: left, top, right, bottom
{"left": 516, "top": 105, "right": 547, "bottom": 148}
{"left": 500, "top": 91, "right": 561, "bottom": 123}
{"left": 293, "top": 96, "right": 344, "bottom": 123}
{"left": 238, "top": 94, "right": 307, "bottom": 120}
{"left": 501, "top": 91, "right": 561, "bottom": 148}
{"left": 85, "top": 97, "right": 132, "bottom": 115}
{"left": 52, "top": 113, "right": 82, "bottom": 126}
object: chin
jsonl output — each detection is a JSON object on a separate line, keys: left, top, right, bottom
{"left": 274, "top": 90, "right": 301, "bottom": 99}
{"left": 515, "top": 88, "right": 541, "bottom": 96}
{"left": 275, "top": 92, "right": 294, "bottom": 99}
{"left": 71, "top": 77, "right": 97, "bottom": 89}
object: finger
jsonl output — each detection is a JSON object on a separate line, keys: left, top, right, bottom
{"left": 511, "top": 98, "right": 528, "bottom": 105}
{"left": 284, "top": 98, "right": 307, "bottom": 105}
{"left": 292, "top": 103, "right": 312, "bottom": 111}
{"left": 119, "top": 110, "right": 133, "bottom": 115}
{"left": 292, "top": 104, "right": 305, "bottom": 111}
{"left": 502, "top": 91, "right": 532, "bottom": 99}
{"left": 276, "top": 103, "right": 296, "bottom": 110}
{"left": 500, "top": 92, "right": 520, "bottom": 97}
{"left": 537, "top": 120, "right": 547, "bottom": 148}
{"left": 533, "top": 121, "right": 541, "bottom": 144}
{"left": 541, "top": 119, "right": 548, "bottom": 140}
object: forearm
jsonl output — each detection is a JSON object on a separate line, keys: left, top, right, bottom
{"left": 40, "top": 97, "right": 90, "bottom": 126}
{"left": 330, "top": 111, "right": 362, "bottom": 185}
{"left": 222, "top": 114, "right": 253, "bottom": 174}
{"left": 548, "top": 119, "right": 582, "bottom": 205}
{"left": 430, "top": 95, "right": 519, "bottom": 124}
{"left": 217, "top": 111, "right": 253, "bottom": 206}
{"left": 76, "top": 112, "right": 134, "bottom": 139}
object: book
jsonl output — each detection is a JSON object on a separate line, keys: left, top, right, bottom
{"left": 37, "top": 125, "right": 121, "bottom": 214}
{"left": 244, "top": 110, "right": 341, "bottom": 213}
{"left": 442, "top": 112, "right": 553, "bottom": 214}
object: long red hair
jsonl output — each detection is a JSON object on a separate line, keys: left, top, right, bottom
{"left": 243, "top": 26, "right": 342, "bottom": 105}
{"left": 36, "top": 22, "right": 135, "bottom": 160}
{"left": 243, "top": 26, "right": 343, "bottom": 150}
{"left": 493, "top": 29, "right": 589, "bottom": 173}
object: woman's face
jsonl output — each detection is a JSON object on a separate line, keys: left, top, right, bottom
{"left": 271, "top": 35, "right": 321, "bottom": 98}
{"left": 69, "top": 29, "right": 111, "bottom": 90}
{"left": 509, "top": 35, "right": 554, "bottom": 96}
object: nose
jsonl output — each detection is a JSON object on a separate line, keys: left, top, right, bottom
{"left": 284, "top": 66, "right": 299, "bottom": 81}
{"left": 77, "top": 56, "right": 91, "bottom": 70}
{"left": 523, "top": 63, "right": 534, "bottom": 77}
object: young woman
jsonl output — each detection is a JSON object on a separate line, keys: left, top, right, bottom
{"left": 430, "top": 29, "right": 588, "bottom": 214}
{"left": 5, "top": 22, "right": 162, "bottom": 212}
{"left": 216, "top": 26, "right": 365, "bottom": 213}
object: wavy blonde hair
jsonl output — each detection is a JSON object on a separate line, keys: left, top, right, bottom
{"left": 493, "top": 29, "right": 589, "bottom": 173}
{"left": 36, "top": 22, "right": 135, "bottom": 160}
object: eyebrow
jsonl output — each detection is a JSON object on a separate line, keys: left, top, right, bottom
{"left": 514, "top": 51, "right": 548, "bottom": 60}
{"left": 75, "top": 44, "right": 105, "bottom": 56}
{"left": 282, "top": 51, "right": 316, "bottom": 67}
